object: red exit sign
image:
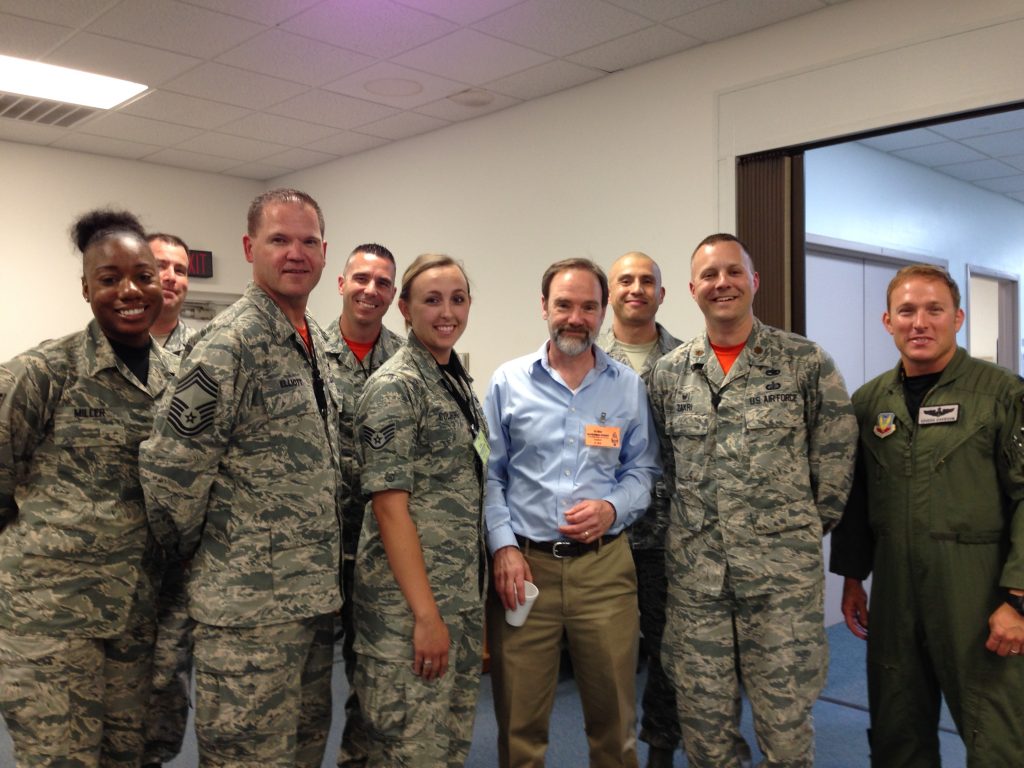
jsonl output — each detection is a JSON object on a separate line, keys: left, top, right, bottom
{"left": 188, "top": 250, "right": 213, "bottom": 278}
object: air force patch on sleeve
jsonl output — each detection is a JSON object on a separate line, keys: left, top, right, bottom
{"left": 362, "top": 423, "right": 396, "bottom": 450}
{"left": 168, "top": 364, "right": 219, "bottom": 437}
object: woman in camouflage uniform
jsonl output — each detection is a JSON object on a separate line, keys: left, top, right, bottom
{"left": 353, "top": 254, "right": 488, "bottom": 767}
{"left": 0, "top": 209, "right": 171, "bottom": 767}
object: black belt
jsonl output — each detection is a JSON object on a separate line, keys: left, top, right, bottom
{"left": 515, "top": 532, "right": 620, "bottom": 559}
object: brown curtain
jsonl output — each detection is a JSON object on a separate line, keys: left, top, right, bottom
{"left": 735, "top": 151, "right": 805, "bottom": 334}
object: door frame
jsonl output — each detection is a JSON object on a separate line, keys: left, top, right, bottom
{"left": 966, "top": 264, "right": 1021, "bottom": 373}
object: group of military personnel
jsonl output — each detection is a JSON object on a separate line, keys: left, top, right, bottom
{"left": 1, "top": 185, "right": 1023, "bottom": 768}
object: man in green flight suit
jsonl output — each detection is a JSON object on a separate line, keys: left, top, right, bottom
{"left": 831, "top": 263, "right": 1024, "bottom": 766}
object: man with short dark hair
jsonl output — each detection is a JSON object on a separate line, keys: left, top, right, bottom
{"left": 140, "top": 189, "right": 342, "bottom": 767}
{"left": 485, "top": 257, "right": 660, "bottom": 768}
{"left": 141, "top": 231, "right": 196, "bottom": 768}
{"left": 147, "top": 233, "right": 193, "bottom": 355}
{"left": 597, "top": 251, "right": 682, "bottom": 768}
{"left": 648, "top": 234, "right": 857, "bottom": 767}
{"left": 326, "top": 243, "right": 403, "bottom": 768}
{"left": 830, "top": 264, "right": 1024, "bottom": 766}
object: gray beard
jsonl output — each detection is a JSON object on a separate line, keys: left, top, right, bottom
{"left": 552, "top": 328, "right": 594, "bottom": 357}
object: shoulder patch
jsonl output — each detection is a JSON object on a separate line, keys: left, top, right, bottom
{"left": 362, "top": 423, "right": 396, "bottom": 450}
{"left": 167, "top": 364, "right": 219, "bottom": 437}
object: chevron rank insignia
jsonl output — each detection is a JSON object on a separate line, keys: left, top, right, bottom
{"left": 873, "top": 412, "right": 896, "bottom": 438}
{"left": 362, "top": 423, "right": 396, "bottom": 450}
{"left": 167, "top": 364, "right": 219, "bottom": 437}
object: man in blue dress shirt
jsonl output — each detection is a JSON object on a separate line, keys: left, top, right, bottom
{"left": 484, "top": 258, "right": 661, "bottom": 768}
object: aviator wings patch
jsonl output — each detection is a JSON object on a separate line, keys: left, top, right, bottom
{"left": 167, "top": 364, "right": 219, "bottom": 437}
{"left": 362, "top": 423, "right": 396, "bottom": 450}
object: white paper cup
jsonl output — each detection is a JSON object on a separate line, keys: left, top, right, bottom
{"left": 505, "top": 581, "right": 539, "bottom": 627}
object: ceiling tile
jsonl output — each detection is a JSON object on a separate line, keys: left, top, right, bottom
{"left": 0, "top": 0, "right": 113, "bottom": 27}
{"left": 934, "top": 158, "right": 1019, "bottom": 182}
{"left": 260, "top": 146, "right": 339, "bottom": 171}
{"left": 323, "top": 61, "right": 466, "bottom": 110}
{"left": 303, "top": 131, "right": 390, "bottom": 156}
{"left": 1007, "top": 190, "right": 1024, "bottom": 204}
{"left": 145, "top": 147, "right": 238, "bottom": 172}
{"left": 217, "top": 112, "right": 338, "bottom": 145}
{"left": 394, "top": 29, "right": 551, "bottom": 85}
{"left": 0, "top": 118, "right": 66, "bottom": 145}
{"left": 46, "top": 32, "right": 201, "bottom": 86}
{"left": 959, "top": 128, "right": 1024, "bottom": 158}
{"left": 392, "top": 0, "right": 525, "bottom": 25}
{"left": 176, "top": 131, "right": 289, "bottom": 162}
{"left": 931, "top": 110, "right": 1024, "bottom": 140}
{"left": 215, "top": 29, "right": 374, "bottom": 87}
{"left": 858, "top": 128, "right": 946, "bottom": 152}
{"left": 267, "top": 90, "right": 399, "bottom": 131}
{"left": 222, "top": 160, "right": 294, "bottom": 180}
{"left": 0, "top": 12, "right": 72, "bottom": 58}
{"left": 180, "top": 0, "right": 323, "bottom": 26}
{"left": 484, "top": 59, "right": 603, "bottom": 100}
{"left": 87, "top": 0, "right": 265, "bottom": 59}
{"left": 892, "top": 142, "right": 987, "bottom": 166}
{"left": 119, "top": 91, "right": 250, "bottom": 130}
{"left": 163, "top": 63, "right": 308, "bottom": 110}
{"left": 281, "top": 0, "right": 458, "bottom": 59}
{"left": 79, "top": 111, "right": 203, "bottom": 145}
{"left": 606, "top": 0, "right": 722, "bottom": 22}
{"left": 567, "top": 24, "right": 701, "bottom": 72}
{"left": 473, "top": 0, "right": 651, "bottom": 57}
{"left": 973, "top": 175, "right": 1024, "bottom": 193}
{"left": 51, "top": 132, "right": 163, "bottom": 160}
{"left": 1002, "top": 153, "right": 1024, "bottom": 172}
{"left": 357, "top": 111, "right": 450, "bottom": 141}
{"left": 666, "top": 0, "right": 823, "bottom": 43}
{"left": 415, "top": 90, "right": 520, "bottom": 122}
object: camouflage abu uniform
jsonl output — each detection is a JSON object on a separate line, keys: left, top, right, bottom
{"left": 140, "top": 282, "right": 343, "bottom": 768}
{"left": 648, "top": 318, "right": 856, "bottom": 768}
{"left": 161, "top": 317, "right": 194, "bottom": 357}
{"left": 324, "top": 318, "right": 403, "bottom": 768}
{"left": 0, "top": 320, "right": 171, "bottom": 768}
{"left": 597, "top": 323, "right": 683, "bottom": 752}
{"left": 142, "top": 318, "right": 196, "bottom": 766}
{"left": 354, "top": 332, "right": 487, "bottom": 768}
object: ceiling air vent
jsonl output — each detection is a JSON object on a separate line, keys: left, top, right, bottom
{"left": 0, "top": 91, "right": 96, "bottom": 128}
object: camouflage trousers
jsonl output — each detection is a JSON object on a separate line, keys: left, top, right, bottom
{"left": 354, "top": 607, "right": 482, "bottom": 768}
{"left": 631, "top": 547, "right": 680, "bottom": 751}
{"left": 0, "top": 614, "right": 155, "bottom": 768}
{"left": 663, "top": 582, "right": 827, "bottom": 768}
{"left": 337, "top": 554, "right": 369, "bottom": 767}
{"left": 142, "top": 560, "right": 194, "bottom": 764}
{"left": 192, "top": 614, "right": 334, "bottom": 768}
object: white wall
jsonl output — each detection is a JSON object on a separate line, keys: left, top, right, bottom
{"left": 0, "top": 141, "right": 259, "bottom": 360}
{"left": 280, "top": 0, "right": 1024, "bottom": 390}
{"left": 806, "top": 141, "right": 1024, "bottom": 368}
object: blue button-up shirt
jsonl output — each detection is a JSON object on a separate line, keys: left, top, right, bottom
{"left": 484, "top": 341, "right": 661, "bottom": 553}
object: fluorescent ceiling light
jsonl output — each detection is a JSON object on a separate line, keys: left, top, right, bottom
{"left": 0, "top": 54, "right": 146, "bottom": 109}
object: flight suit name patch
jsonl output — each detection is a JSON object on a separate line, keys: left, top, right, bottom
{"left": 918, "top": 404, "right": 959, "bottom": 425}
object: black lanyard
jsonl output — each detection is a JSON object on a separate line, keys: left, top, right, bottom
{"left": 438, "top": 356, "right": 479, "bottom": 437}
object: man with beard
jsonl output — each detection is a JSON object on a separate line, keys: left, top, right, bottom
{"left": 484, "top": 258, "right": 660, "bottom": 767}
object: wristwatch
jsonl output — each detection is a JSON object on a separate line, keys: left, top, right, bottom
{"left": 1004, "top": 589, "right": 1024, "bottom": 616}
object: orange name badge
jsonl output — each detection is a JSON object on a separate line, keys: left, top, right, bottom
{"left": 584, "top": 424, "right": 621, "bottom": 448}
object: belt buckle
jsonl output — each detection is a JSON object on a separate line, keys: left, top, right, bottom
{"left": 551, "top": 540, "right": 573, "bottom": 559}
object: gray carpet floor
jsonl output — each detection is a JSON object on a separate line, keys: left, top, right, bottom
{"left": 0, "top": 624, "right": 967, "bottom": 767}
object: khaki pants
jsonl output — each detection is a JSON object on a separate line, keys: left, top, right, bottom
{"left": 487, "top": 535, "right": 640, "bottom": 768}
